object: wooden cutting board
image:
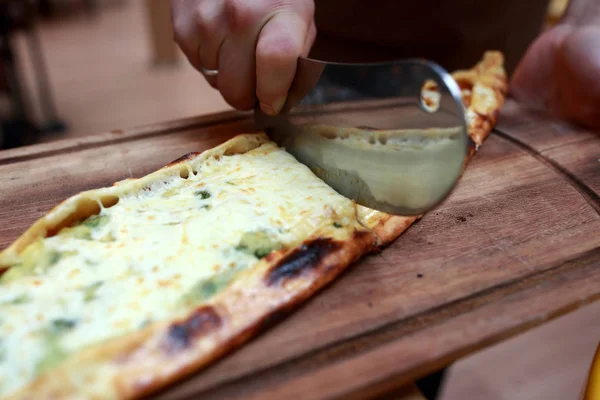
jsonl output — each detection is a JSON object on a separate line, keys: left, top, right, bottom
{"left": 0, "top": 99, "right": 598, "bottom": 399}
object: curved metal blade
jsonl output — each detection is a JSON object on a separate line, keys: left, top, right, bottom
{"left": 255, "top": 57, "right": 468, "bottom": 216}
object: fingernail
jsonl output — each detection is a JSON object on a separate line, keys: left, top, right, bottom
{"left": 260, "top": 97, "right": 286, "bottom": 116}
{"left": 272, "top": 97, "right": 286, "bottom": 114}
{"left": 260, "top": 102, "right": 275, "bottom": 116}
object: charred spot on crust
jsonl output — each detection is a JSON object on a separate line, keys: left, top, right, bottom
{"left": 167, "top": 152, "right": 201, "bottom": 167}
{"left": 165, "top": 306, "right": 221, "bottom": 351}
{"left": 266, "top": 238, "right": 341, "bottom": 286}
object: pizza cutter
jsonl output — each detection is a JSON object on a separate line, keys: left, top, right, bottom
{"left": 254, "top": 57, "right": 468, "bottom": 216}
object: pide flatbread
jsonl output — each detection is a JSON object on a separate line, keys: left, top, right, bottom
{"left": 0, "top": 52, "right": 507, "bottom": 400}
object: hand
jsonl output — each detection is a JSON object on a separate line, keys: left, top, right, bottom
{"left": 510, "top": 24, "right": 600, "bottom": 128}
{"left": 171, "top": 0, "right": 316, "bottom": 115}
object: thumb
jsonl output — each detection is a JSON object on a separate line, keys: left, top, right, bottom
{"left": 255, "top": 12, "right": 315, "bottom": 115}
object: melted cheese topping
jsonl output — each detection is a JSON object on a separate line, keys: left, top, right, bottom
{"left": 0, "top": 144, "right": 356, "bottom": 397}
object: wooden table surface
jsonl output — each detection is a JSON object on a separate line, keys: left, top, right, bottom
{"left": 0, "top": 99, "right": 598, "bottom": 399}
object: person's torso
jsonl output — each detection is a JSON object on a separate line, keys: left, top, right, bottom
{"left": 311, "top": 0, "right": 551, "bottom": 75}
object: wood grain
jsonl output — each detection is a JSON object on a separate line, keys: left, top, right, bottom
{"left": 496, "top": 101, "right": 600, "bottom": 214}
{"left": 0, "top": 99, "right": 598, "bottom": 399}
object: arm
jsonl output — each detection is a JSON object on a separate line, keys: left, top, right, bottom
{"left": 510, "top": 0, "right": 600, "bottom": 128}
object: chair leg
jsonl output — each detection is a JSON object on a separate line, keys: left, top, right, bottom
{"left": 0, "top": 5, "right": 40, "bottom": 148}
{"left": 24, "top": 22, "right": 67, "bottom": 134}
{"left": 0, "top": 25, "right": 29, "bottom": 121}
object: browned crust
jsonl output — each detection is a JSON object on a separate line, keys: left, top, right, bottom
{"left": 166, "top": 152, "right": 201, "bottom": 167}
{"left": 0, "top": 52, "right": 507, "bottom": 400}
{"left": 355, "top": 207, "right": 421, "bottom": 247}
{"left": 450, "top": 51, "right": 509, "bottom": 145}
{"left": 120, "top": 230, "right": 376, "bottom": 399}
{"left": 370, "top": 215, "right": 421, "bottom": 247}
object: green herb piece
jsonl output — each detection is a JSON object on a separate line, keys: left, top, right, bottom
{"left": 226, "top": 181, "right": 236, "bottom": 186}
{"left": 59, "top": 214, "right": 109, "bottom": 240}
{"left": 138, "top": 319, "right": 152, "bottom": 330}
{"left": 333, "top": 222, "right": 343, "bottom": 228}
{"left": 59, "top": 224, "right": 92, "bottom": 240}
{"left": 181, "top": 269, "right": 238, "bottom": 305}
{"left": 35, "top": 348, "right": 67, "bottom": 375}
{"left": 49, "top": 251, "right": 61, "bottom": 266}
{"left": 83, "top": 214, "right": 109, "bottom": 228}
{"left": 190, "top": 280, "right": 218, "bottom": 301}
{"left": 50, "top": 318, "right": 77, "bottom": 334}
{"left": 0, "top": 242, "right": 71, "bottom": 284}
{"left": 4, "top": 294, "right": 31, "bottom": 305}
{"left": 82, "top": 282, "right": 103, "bottom": 302}
{"left": 235, "top": 230, "right": 283, "bottom": 259}
{"left": 36, "top": 318, "right": 77, "bottom": 374}
{"left": 194, "top": 190, "right": 211, "bottom": 199}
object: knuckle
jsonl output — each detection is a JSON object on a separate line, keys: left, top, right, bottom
{"left": 256, "top": 39, "right": 301, "bottom": 69}
{"left": 172, "top": 28, "right": 185, "bottom": 47}
{"left": 224, "top": 0, "right": 260, "bottom": 32}
{"left": 193, "top": 2, "right": 210, "bottom": 24}
{"left": 171, "top": 18, "right": 188, "bottom": 44}
{"left": 173, "top": 30, "right": 193, "bottom": 55}
{"left": 194, "top": 3, "right": 218, "bottom": 38}
{"left": 171, "top": 15, "right": 196, "bottom": 50}
{"left": 257, "top": 32, "right": 301, "bottom": 69}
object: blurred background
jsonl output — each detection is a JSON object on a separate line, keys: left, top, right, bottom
{"left": 0, "top": 0, "right": 230, "bottom": 149}
{"left": 1, "top": 1, "right": 597, "bottom": 399}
